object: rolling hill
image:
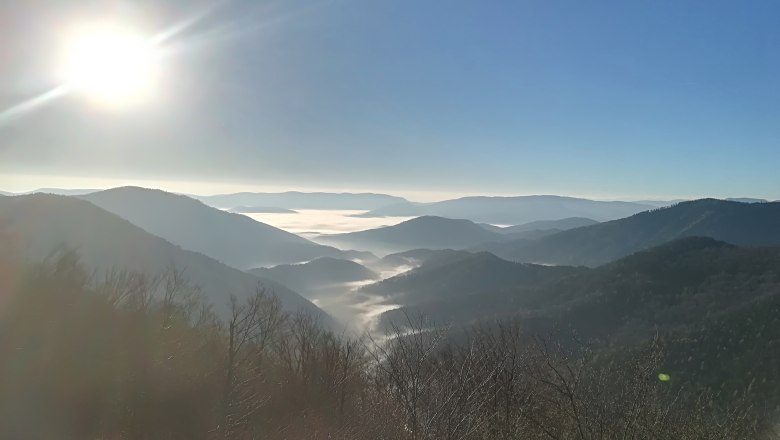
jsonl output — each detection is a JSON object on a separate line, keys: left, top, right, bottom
{"left": 81, "top": 187, "right": 370, "bottom": 269}
{"left": 352, "top": 195, "right": 653, "bottom": 224}
{"left": 377, "top": 248, "right": 464, "bottom": 269}
{"left": 317, "top": 216, "right": 504, "bottom": 254}
{"left": 363, "top": 251, "right": 585, "bottom": 307}
{"left": 382, "top": 237, "right": 780, "bottom": 332}
{"left": 377, "top": 237, "right": 780, "bottom": 403}
{"left": 0, "top": 193, "right": 325, "bottom": 318}
{"left": 476, "top": 199, "right": 780, "bottom": 266}
{"left": 249, "top": 257, "right": 378, "bottom": 297}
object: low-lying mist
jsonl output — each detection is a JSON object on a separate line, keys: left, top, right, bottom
{"left": 298, "top": 263, "right": 415, "bottom": 334}
{"left": 241, "top": 209, "right": 413, "bottom": 238}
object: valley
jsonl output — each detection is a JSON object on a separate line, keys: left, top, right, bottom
{"left": 3, "top": 3, "right": 777, "bottom": 436}
{"left": 3, "top": 187, "right": 780, "bottom": 438}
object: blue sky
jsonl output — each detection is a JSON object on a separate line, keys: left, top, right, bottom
{"left": 1, "top": 0, "right": 778, "bottom": 200}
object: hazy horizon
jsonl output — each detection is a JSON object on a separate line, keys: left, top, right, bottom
{"left": 2, "top": 174, "right": 777, "bottom": 204}
{"left": 2, "top": 0, "right": 778, "bottom": 201}
{"left": 2, "top": 2, "right": 780, "bottom": 437}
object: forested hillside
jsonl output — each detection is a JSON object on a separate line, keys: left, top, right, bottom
{"left": 364, "top": 251, "right": 585, "bottom": 307}
{"left": 478, "top": 199, "right": 780, "bottom": 266}
{"left": 380, "top": 238, "right": 780, "bottom": 408}
{"left": 0, "top": 251, "right": 768, "bottom": 439}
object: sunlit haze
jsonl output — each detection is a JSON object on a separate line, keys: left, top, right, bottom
{"left": 58, "top": 22, "right": 161, "bottom": 107}
{"left": 2, "top": 2, "right": 780, "bottom": 438}
{"left": 1, "top": 0, "right": 778, "bottom": 199}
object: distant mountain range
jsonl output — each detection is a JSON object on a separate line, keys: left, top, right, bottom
{"left": 351, "top": 195, "right": 654, "bottom": 224}
{"left": 318, "top": 216, "right": 504, "bottom": 254}
{"left": 631, "top": 199, "right": 688, "bottom": 207}
{"left": 725, "top": 197, "right": 769, "bottom": 203}
{"left": 80, "top": 187, "right": 372, "bottom": 269}
{"left": 249, "top": 257, "right": 378, "bottom": 298}
{"left": 194, "top": 191, "right": 408, "bottom": 210}
{"left": 475, "top": 199, "right": 780, "bottom": 266}
{"left": 17, "top": 188, "right": 99, "bottom": 196}
{"left": 229, "top": 206, "right": 297, "bottom": 214}
{"left": 0, "top": 193, "right": 326, "bottom": 319}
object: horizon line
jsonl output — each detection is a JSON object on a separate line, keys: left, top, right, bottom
{"left": 1, "top": 176, "right": 776, "bottom": 205}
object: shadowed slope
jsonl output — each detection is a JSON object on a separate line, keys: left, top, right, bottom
{"left": 477, "top": 199, "right": 780, "bottom": 266}
{"left": 0, "top": 193, "right": 326, "bottom": 318}
{"left": 249, "top": 257, "right": 378, "bottom": 297}
{"left": 81, "top": 187, "right": 370, "bottom": 269}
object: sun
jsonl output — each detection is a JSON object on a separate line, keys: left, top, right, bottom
{"left": 60, "top": 23, "right": 161, "bottom": 107}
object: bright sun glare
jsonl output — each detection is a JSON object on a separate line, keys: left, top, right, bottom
{"left": 60, "top": 23, "right": 160, "bottom": 107}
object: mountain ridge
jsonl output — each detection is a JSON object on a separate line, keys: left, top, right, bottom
{"left": 195, "top": 191, "right": 408, "bottom": 210}
{"left": 475, "top": 198, "right": 780, "bottom": 266}
{"left": 496, "top": 217, "right": 599, "bottom": 233}
{"left": 352, "top": 195, "right": 653, "bottom": 224}
{"left": 0, "top": 193, "right": 327, "bottom": 319}
{"left": 229, "top": 206, "right": 297, "bottom": 214}
{"left": 318, "top": 215, "right": 504, "bottom": 254}
{"left": 364, "top": 251, "right": 586, "bottom": 308}
{"left": 80, "top": 187, "right": 371, "bottom": 269}
{"left": 380, "top": 236, "right": 780, "bottom": 336}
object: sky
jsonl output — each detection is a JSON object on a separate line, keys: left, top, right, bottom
{"left": 1, "top": 0, "right": 779, "bottom": 201}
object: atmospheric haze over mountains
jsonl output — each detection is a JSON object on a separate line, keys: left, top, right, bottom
{"left": 3, "top": 1, "right": 780, "bottom": 436}
{"left": 1, "top": 185, "right": 778, "bottom": 330}
{"left": 4, "top": 184, "right": 780, "bottom": 435}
